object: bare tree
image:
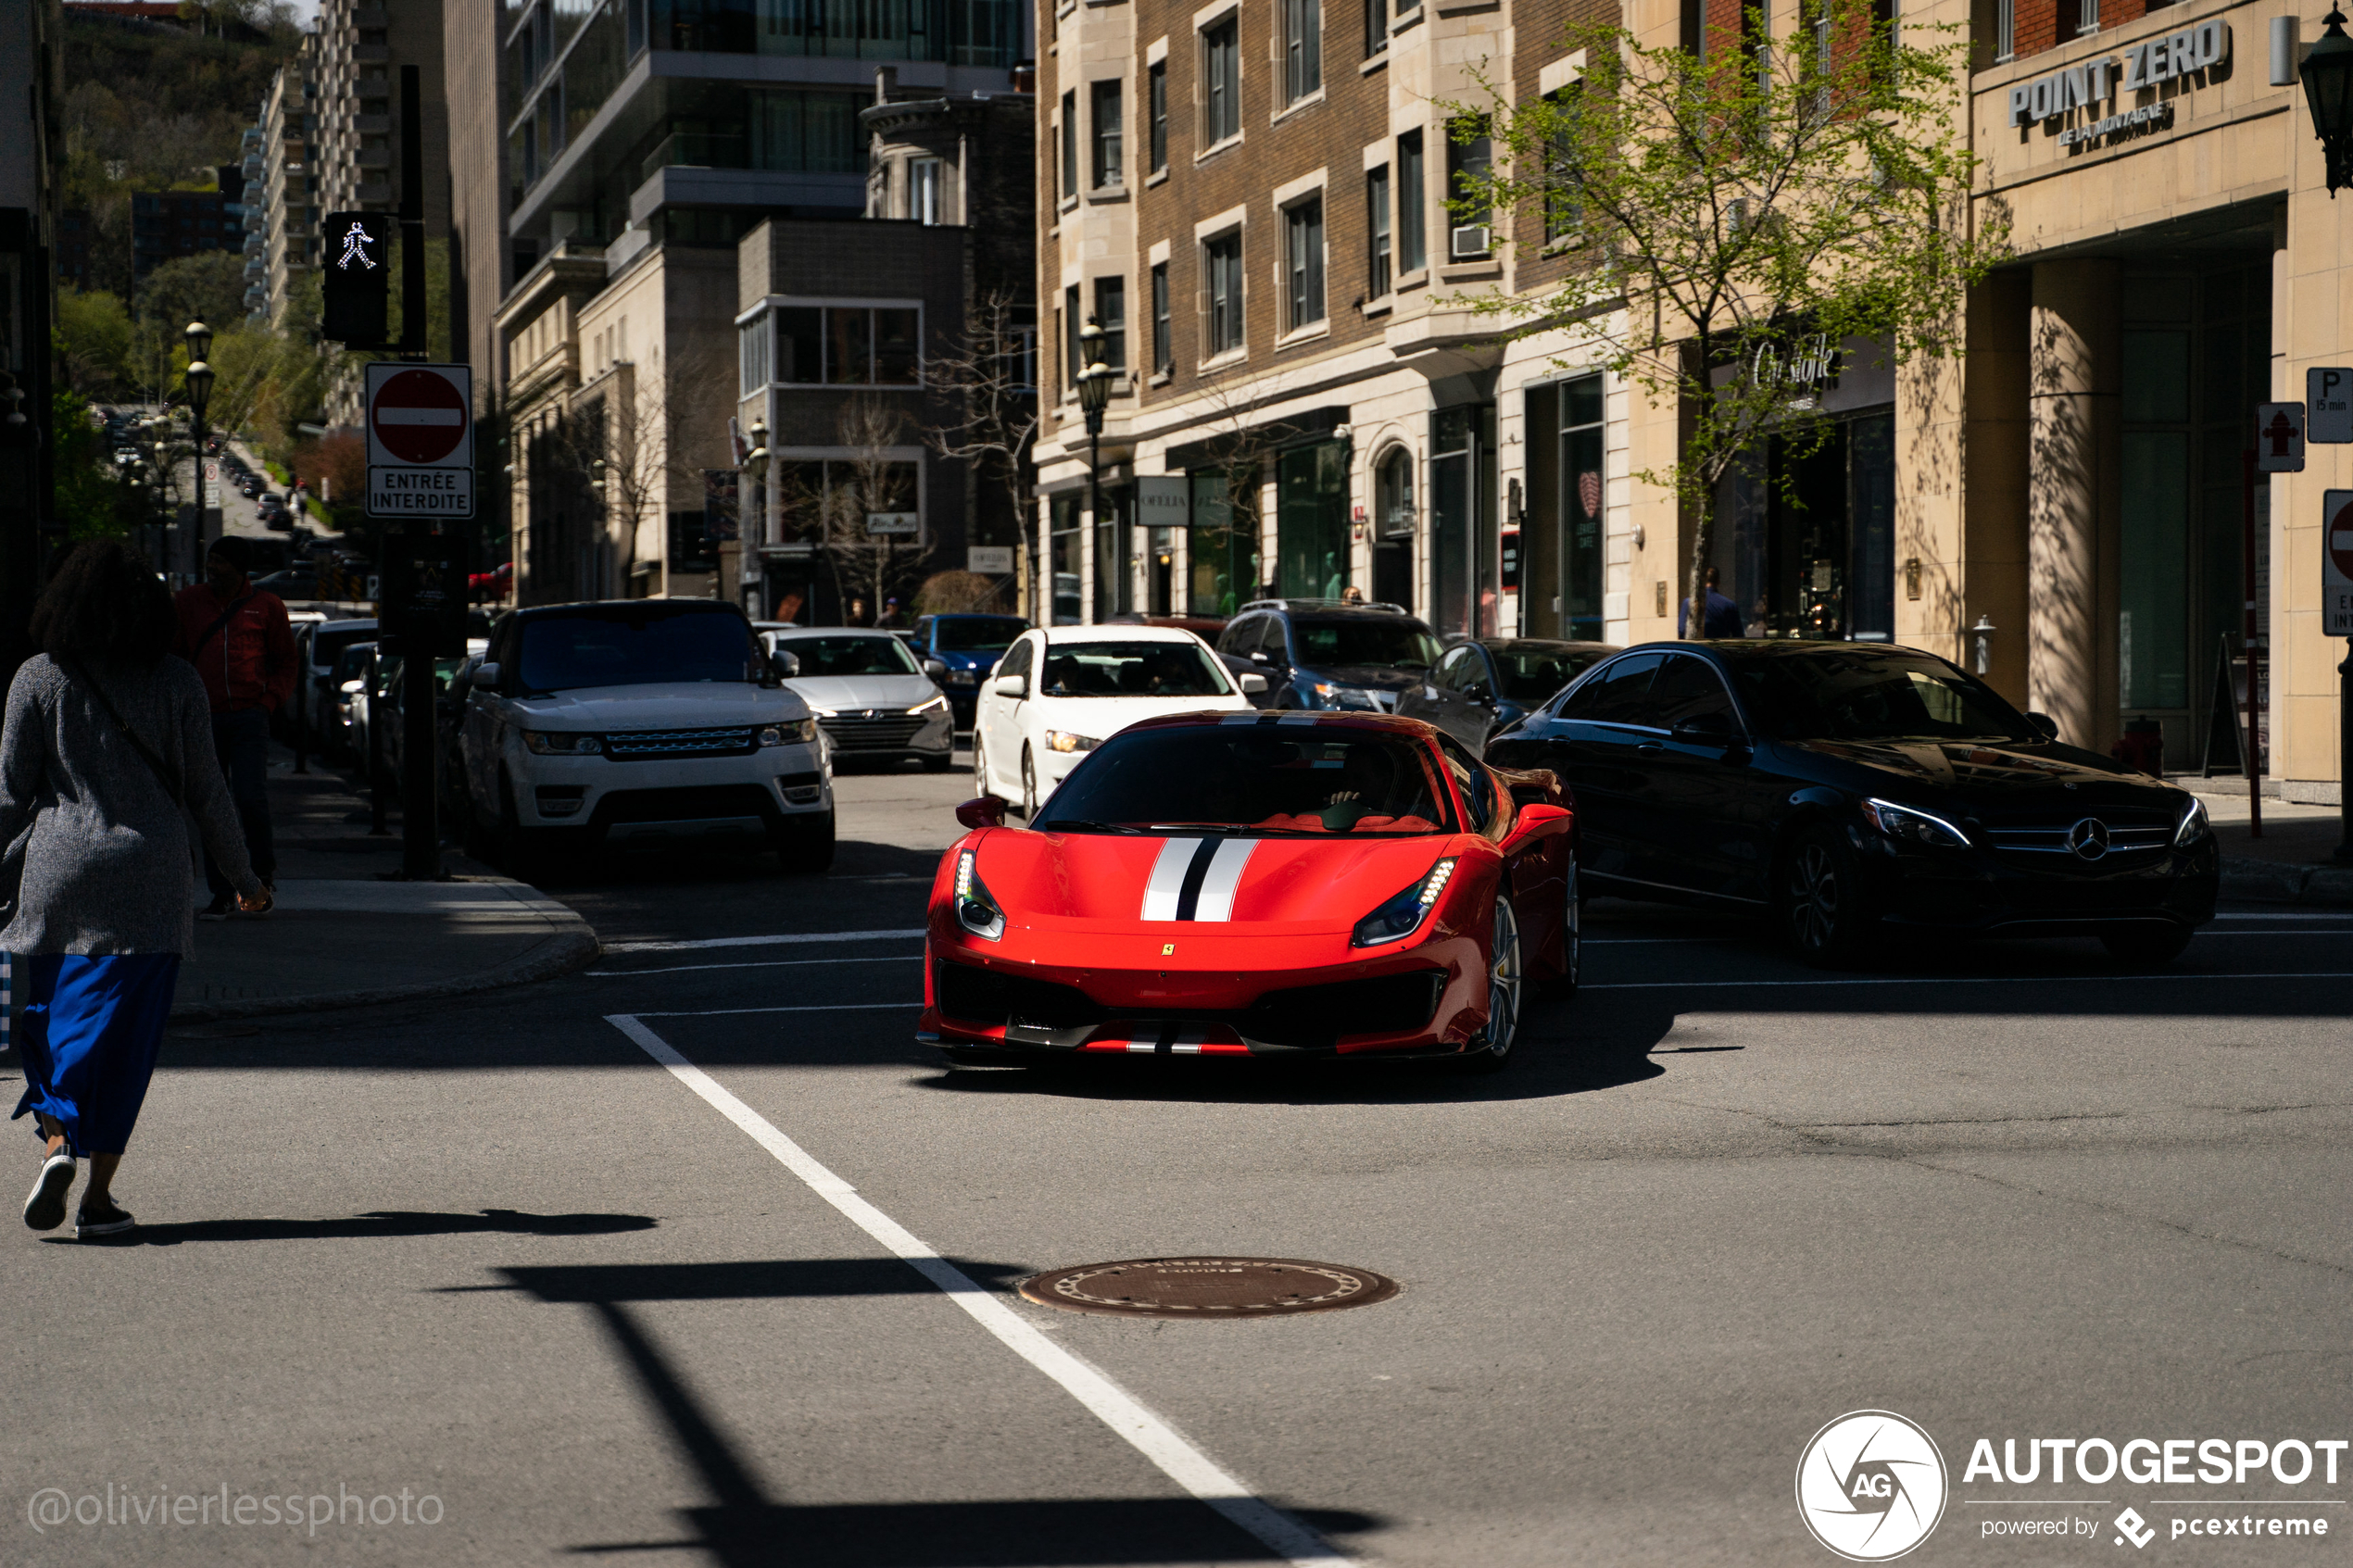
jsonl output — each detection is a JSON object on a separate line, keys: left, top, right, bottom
{"left": 819, "top": 397, "right": 928, "bottom": 621}
{"left": 923, "top": 289, "right": 1038, "bottom": 619}
{"left": 1183, "top": 364, "right": 1299, "bottom": 612}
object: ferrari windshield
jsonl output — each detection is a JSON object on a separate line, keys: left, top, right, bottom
{"left": 1038, "top": 642, "right": 1233, "bottom": 697}
{"left": 1735, "top": 649, "right": 2037, "bottom": 742}
{"left": 1035, "top": 729, "right": 1457, "bottom": 835}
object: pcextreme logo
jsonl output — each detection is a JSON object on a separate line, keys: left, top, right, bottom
{"left": 1797, "top": 1411, "right": 1951, "bottom": 1562}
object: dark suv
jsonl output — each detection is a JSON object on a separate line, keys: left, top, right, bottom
{"left": 1212, "top": 599, "right": 1444, "bottom": 711}
{"left": 905, "top": 612, "right": 1031, "bottom": 726}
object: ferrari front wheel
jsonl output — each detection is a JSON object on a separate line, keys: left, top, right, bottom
{"left": 1457, "top": 894, "right": 1525, "bottom": 1073}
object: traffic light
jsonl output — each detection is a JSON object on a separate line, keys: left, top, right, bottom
{"left": 321, "top": 211, "right": 392, "bottom": 346}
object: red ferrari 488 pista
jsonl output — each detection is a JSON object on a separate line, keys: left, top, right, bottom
{"left": 918, "top": 711, "right": 1579, "bottom": 1070}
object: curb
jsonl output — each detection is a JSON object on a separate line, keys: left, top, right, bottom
{"left": 2219, "top": 858, "right": 2353, "bottom": 909}
{"left": 169, "top": 889, "right": 602, "bottom": 1022}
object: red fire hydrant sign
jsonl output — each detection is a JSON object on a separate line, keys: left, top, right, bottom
{"left": 2324, "top": 490, "right": 2353, "bottom": 638}
{"left": 365, "top": 363, "right": 474, "bottom": 520}
{"left": 2256, "top": 403, "right": 2306, "bottom": 474}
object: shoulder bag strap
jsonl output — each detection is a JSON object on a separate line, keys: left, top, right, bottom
{"left": 57, "top": 656, "right": 188, "bottom": 811}
{"left": 191, "top": 591, "right": 255, "bottom": 659}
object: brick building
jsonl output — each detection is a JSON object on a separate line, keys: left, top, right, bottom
{"left": 1036, "top": 0, "right": 2348, "bottom": 806}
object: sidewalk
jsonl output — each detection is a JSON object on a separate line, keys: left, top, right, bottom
{"left": 173, "top": 744, "right": 599, "bottom": 1022}
{"left": 2177, "top": 782, "right": 2353, "bottom": 909}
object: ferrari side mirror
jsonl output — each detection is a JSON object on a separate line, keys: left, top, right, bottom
{"left": 955, "top": 797, "right": 1006, "bottom": 830}
{"left": 1501, "top": 801, "right": 1571, "bottom": 853}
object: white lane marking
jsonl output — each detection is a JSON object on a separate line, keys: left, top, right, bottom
{"left": 607, "top": 1014, "right": 1354, "bottom": 1568}
{"left": 603, "top": 928, "right": 925, "bottom": 954}
{"left": 1581, "top": 971, "right": 2353, "bottom": 991}
{"left": 1140, "top": 837, "right": 1200, "bottom": 922}
{"left": 626, "top": 1002, "right": 912, "bottom": 1019}
{"left": 588, "top": 955, "right": 925, "bottom": 978}
{"left": 1194, "top": 839, "right": 1257, "bottom": 922}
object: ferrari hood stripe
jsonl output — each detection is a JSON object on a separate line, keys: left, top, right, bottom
{"left": 1192, "top": 838, "right": 1257, "bottom": 922}
{"left": 1141, "top": 837, "right": 1202, "bottom": 921}
{"left": 1139, "top": 836, "right": 1260, "bottom": 922}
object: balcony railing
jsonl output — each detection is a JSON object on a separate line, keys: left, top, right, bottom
{"left": 638, "top": 132, "right": 751, "bottom": 186}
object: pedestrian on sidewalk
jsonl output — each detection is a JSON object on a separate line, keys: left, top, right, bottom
{"left": 1677, "top": 567, "right": 1744, "bottom": 641}
{"left": 6, "top": 542, "right": 271, "bottom": 1240}
{"left": 170, "top": 536, "right": 294, "bottom": 918}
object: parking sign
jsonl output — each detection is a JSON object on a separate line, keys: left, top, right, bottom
{"left": 2325, "top": 490, "right": 2353, "bottom": 637}
{"left": 2310, "top": 369, "right": 2353, "bottom": 444}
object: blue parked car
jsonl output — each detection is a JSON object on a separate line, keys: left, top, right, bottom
{"left": 906, "top": 612, "right": 1032, "bottom": 726}
{"left": 1210, "top": 598, "right": 1444, "bottom": 713}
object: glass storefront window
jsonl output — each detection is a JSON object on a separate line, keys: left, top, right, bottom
{"left": 1093, "top": 484, "right": 1133, "bottom": 621}
{"left": 2120, "top": 432, "right": 2189, "bottom": 710}
{"left": 1707, "top": 409, "right": 1894, "bottom": 642}
{"left": 1188, "top": 470, "right": 1260, "bottom": 617}
{"left": 1051, "top": 493, "right": 1084, "bottom": 624}
{"left": 1428, "top": 405, "right": 1497, "bottom": 636}
{"left": 1276, "top": 441, "right": 1349, "bottom": 599}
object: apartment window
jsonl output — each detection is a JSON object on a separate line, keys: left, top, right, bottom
{"left": 1397, "top": 130, "right": 1426, "bottom": 273}
{"left": 1203, "top": 17, "right": 1240, "bottom": 144}
{"left": 1366, "top": 165, "right": 1391, "bottom": 296}
{"left": 911, "top": 157, "right": 944, "bottom": 224}
{"left": 1283, "top": 0, "right": 1321, "bottom": 103}
{"left": 1542, "top": 90, "right": 1581, "bottom": 243}
{"left": 1064, "top": 283, "right": 1082, "bottom": 384}
{"left": 1994, "top": 0, "right": 2013, "bottom": 59}
{"left": 1446, "top": 119, "right": 1491, "bottom": 258}
{"left": 1095, "top": 276, "right": 1127, "bottom": 370}
{"left": 740, "top": 317, "right": 770, "bottom": 394}
{"left": 1148, "top": 61, "right": 1167, "bottom": 173}
{"left": 1091, "top": 80, "right": 1124, "bottom": 189}
{"left": 1284, "top": 198, "right": 1325, "bottom": 330}
{"left": 1204, "top": 232, "right": 1244, "bottom": 355}
{"left": 1060, "top": 91, "right": 1077, "bottom": 200}
{"left": 1151, "top": 262, "right": 1173, "bottom": 374}
{"left": 764, "top": 305, "right": 922, "bottom": 387}
{"left": 1366, "top": 0, "right": 1387, "bottom": 55}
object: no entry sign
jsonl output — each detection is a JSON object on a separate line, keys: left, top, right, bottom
{"left": 2326, "top": 490, "right": 2353, "bottom": 638}
{"left": 365, "top": 362, "right": 474, "bottom": 520}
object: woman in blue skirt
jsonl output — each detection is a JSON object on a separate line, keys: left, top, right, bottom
{"left": 7, "top": 542, "right": 270, "bottom": 1239}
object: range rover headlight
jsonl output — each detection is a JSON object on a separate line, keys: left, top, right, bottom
{"left": 1350, "top": 857, "right": 1458, "bottom": 947}
{"left": 757, "top": 720, "right": 816, "bottom": 746}
{"left": 952, "top": 847, "right": 1005, "bottom": 941}
{"left": 522, "top": 731, "right": 602, "bottom": 756}
{"left": 1859, "top": 797, "right": 1969, "bottom": 849}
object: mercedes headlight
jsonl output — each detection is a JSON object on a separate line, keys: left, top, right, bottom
{"left": 2174, "top": 795, "right": 2211, "bottom": 847}
{"left": 522, "top": 731, "right": 603, "bottom": 756}
{"left": 1044, "top": 730, "right": 1100, "bottom": 754}
{"left": 952, "top": 847, "right": 1005, "bottom": 941}
{"left": 908, "top": 695, "right": 950, "bottom": 716}
{"left": 1350, "top": 858, "right": 1458, "bottom": 947}
{"left": 1859, "top": 797, "right": 1969, "bottom": 849}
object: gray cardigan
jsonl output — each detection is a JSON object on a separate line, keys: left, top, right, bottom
{"left": 0, "top": 655, "right": 258, "bottom": 956}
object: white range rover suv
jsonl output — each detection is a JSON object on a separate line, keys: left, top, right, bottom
{"left": 459, "top": 599, "right": 834, "bottom": 873}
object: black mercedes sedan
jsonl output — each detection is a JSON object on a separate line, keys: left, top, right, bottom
{"left": 1483, "top": 641, "right": 2219, "bottom": 964}
{"left": 1394, "top": 636, "right": 1618, "bottom": 755}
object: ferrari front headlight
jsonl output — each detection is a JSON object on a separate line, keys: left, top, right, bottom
{"left": 1350, "top": 858, "right": 1458, "bottom": 947}
{"left": 953, "top": 847, "right": 1005, "bottom": 941}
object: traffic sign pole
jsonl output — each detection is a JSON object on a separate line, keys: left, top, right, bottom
{"left": 2243, "top": 450, "right": 2262, "bottom": 838}
{"left": 2327, "top": 491, "right": 2353, "bottom": 862}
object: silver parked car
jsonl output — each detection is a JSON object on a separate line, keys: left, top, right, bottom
{"left": 761, "top": 627, "right": 953, "bottom": 771}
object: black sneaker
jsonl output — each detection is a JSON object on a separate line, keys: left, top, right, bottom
{"left": 198, "top": 895, "right": 234, "bottom": 922}
{"left": 22, "top": 1151, "right": 75, "bottom": 1232}
{"left": 74, "top": 1198, "right": 135, "bottom": 1239}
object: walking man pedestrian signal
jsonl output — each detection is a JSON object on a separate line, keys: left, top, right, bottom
{"left": 321, "top": 210, "right": 392, "bottom": 346}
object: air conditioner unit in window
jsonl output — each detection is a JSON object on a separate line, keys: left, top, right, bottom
{"left": 1450, "top": 223, "right": 1491, "bottom": 258}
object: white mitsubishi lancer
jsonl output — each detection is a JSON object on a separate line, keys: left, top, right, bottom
{"left": 972, "top": 625, "right": 1265, "bottom": 815}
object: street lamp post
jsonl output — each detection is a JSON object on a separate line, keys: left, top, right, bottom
{"left": 1076, "top": 317, "right": 1113, "bottom": 623}
{"left": 2302, "top": 8, "right": 2353, "bottom": 194}
{"left": 741, "top": 419, "right": 767, "bottom": 617}
{"left": 183, "top": 320, "right": 215, "bottom": 581}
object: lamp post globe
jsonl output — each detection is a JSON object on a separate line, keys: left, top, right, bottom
{"left": 2303, "top": 7, "right": 2353, "bottom": 194}
{"left": 184, "top": 319, "right": 213, "bottom": 364}
{"left": 184, "top": 360, "right": 214, "bottom": 423}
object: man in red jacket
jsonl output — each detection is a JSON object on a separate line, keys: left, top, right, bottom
{"left": 173, "top": 536, "right": 296, "bottom": 918}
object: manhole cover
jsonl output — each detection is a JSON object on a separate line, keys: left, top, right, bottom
{"left": 1018, "top": 1257, "right": 1399, "bottom": 1319}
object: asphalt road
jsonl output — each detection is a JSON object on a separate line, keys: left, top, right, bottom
{"left": 6, "top": 751, "right": 2351, "bottom": 1568}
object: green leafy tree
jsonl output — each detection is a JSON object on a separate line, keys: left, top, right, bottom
{"left": 1451, "top": 0, "right": 2007, "bottom": 632}
{"left": 54, "top": 289, "right": 135, "bottom": 397}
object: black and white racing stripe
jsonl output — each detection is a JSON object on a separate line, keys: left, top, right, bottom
{"left": 1140, "top": 836, "right": 1259, "bottom": 922}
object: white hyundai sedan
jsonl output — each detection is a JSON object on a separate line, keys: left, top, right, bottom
{"left": 974, "top": 625, "right": 1265, "bottom": 814}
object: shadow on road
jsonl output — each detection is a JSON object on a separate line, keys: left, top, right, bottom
{"left": 54, "top": 1209, "right": 660, "bottom": 1247}
{"left": 473, "top": 1259, "right": 1383, "bottom": 1566}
